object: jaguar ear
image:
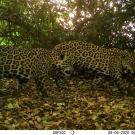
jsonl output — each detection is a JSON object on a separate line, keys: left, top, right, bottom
{"left": 122, "top": 50, "right": 129, "bottom": 59}
{"left": 60, "top": 53, "right": 65, "bottom": 60}
{"left": 122, "top": 54, "right": 126, "bottom": 59}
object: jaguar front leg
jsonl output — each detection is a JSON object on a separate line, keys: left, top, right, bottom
{"left": 50, "top": 64, "right": 70, "bottom": 91}
{"left": 35, "top": 76, "right": 51, "bottom": 98}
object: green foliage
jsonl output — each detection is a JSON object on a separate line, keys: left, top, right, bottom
{"left": 0, "top": 0, "right": 64, "bottom": 48}
{"left": 0, "top": 0, "right": 134, "bottom": 50}
{"left": 72, "top": 0, "right": 135, "bottom": 49}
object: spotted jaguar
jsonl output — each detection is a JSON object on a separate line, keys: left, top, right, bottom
{"left": 0, "top": 46, "right": 63, "bottom": 97}
{"left": 51, "top": 41, "right": 135, "bottom": 92}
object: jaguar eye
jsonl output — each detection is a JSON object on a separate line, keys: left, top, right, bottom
{"left": 63, "top": 67, "right": 73, "bottom": 76}
{"left": 65, "top": 69, "right": 71, "bottom": 75}
{"left": 60, "top": 54, "right": 65, "bottom": 60}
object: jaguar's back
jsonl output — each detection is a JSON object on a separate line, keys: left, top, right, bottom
{"left": 51, "top": 41, "right": 135, "bottom": 83}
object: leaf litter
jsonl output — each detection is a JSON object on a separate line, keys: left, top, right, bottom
{"left": 0, "top": 77, "right": 135, "bottom": 129}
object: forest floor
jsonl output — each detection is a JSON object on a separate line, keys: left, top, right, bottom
{"left": 0, "top": 77, "right": 135, "bottom": 130}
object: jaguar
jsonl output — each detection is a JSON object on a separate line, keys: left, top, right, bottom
{"left": 50, "top": 41, "right": 135, "bottom": 92}
{"left": 0, "top": 46, "right": 63, "bottom": 97}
